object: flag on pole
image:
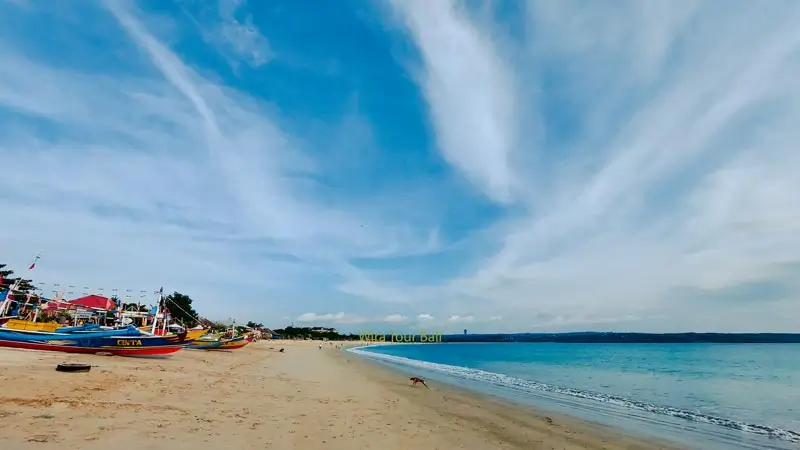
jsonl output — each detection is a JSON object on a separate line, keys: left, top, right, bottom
{"left": 28, "top": 254, "right": 41, "bottom": 271}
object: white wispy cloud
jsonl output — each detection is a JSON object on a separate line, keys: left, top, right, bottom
{"left": 0, "top": 0, "right": 432, "bottom": 320}
{"left": 381, "top": 0, "right": 800, "bottom": 331}
{"left": 2, "top": 0, "right": 799, "bottom": 333}
{"left": 387, "top": 0, "right": 520, "bottom": 204}
{"left": 178, "top": 0, "right": 272, "bottom": 69}
{"left": 295, "top": 312, "right": 367, "bottom": 325}
{"left": 293, "top": 311, "right": 509, "bottom": 330}
{"left": 294, "top": 312, "right": 410, "bottom": 325}
{"left": 447, "top": 315, "right": 474, "bottom": 324}
{"left": 383, "top": 314, "right": 408, "bottom": 323}
{"left": 215, "top": 0, "right": 271, "bottom": 67}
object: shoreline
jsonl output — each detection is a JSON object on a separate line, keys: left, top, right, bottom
{"left": 347, "top": 341, "right": 800, "bottom": 450}
{"left": 0, "top": 340, "right": 683, "bottom": 449}
{"left": 339, "top": 342, "right": 685, "bottom": 450}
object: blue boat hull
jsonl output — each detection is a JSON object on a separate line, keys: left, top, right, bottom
{"left": 61, "top": 325, "right": 146, "bottom": 338}
{"left": 0, "top": 327, "right": 191, "bottom": 356}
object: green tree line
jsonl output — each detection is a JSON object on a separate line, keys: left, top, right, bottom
{"left": 0, "top": 264, "right": 37, "bottom": 293}
{"left": 272, "top": 326, "right": 360, "bottom": 340}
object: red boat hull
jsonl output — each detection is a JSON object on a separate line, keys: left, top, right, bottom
{"left": 0, "top": 339, "right": 184, "bottom": 356}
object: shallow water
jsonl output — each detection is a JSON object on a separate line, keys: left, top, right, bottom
{"left": 348, "top": 342, "right": 800, "bottom": 449}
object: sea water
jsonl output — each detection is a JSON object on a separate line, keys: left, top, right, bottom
{"left": 347, "top": 342, "right": 800, "bottom": 449}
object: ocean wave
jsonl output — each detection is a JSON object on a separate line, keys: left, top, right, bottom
{"left": 346, "top": 346, "right": 800, "bottom": 444}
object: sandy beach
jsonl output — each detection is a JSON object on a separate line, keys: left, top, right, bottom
{"left": 0, "top": 340, "right": 683, "bottom": 450}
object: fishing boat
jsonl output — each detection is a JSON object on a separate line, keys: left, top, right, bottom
{"left": 0, "top": 289, "right": 112, "bottom": 332}
{"left": 184, "top": 339, "right": 226, "bottom": 349}
{"left": 214, "top": 336, "right": 250, "bottom": 350}
{"left": 0, "top": 326, "right": 187, "bottom": 356}
{"left": 185, "top": 335, "right": 250, "bottom": 350}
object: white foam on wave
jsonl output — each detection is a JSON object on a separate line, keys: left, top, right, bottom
{"left": 347, "top": 346, "right": 800, "bottom": 444}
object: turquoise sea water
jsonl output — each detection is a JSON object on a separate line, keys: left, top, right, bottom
{"left": 347, "top": 343, "right": 800, "bottom": 449}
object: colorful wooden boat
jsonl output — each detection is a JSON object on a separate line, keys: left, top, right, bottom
{"left": 207, "top": 336, "right": 251, "bottom": 350}
{"left": 214, "top": 338, "right": 250, "bottom": 350}
{"left": 185, "top": 335, "right": 249, "bottom": 350}
{"left": 184, "top": 339, "right": 226, "bottom": 349}
{"left": 0, "top": 327, "right": 186, "bottom": 356}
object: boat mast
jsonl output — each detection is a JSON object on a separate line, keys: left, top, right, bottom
{"left": 150, "top": 287, "right": 163, "bottom": 335}
{"left": 0, "top": 279, "right": 21, "bottom": 316}
{"left": 118, "top": 296, "right": 124, "bottom": 327}
{"left": 160, "top": 287, "right": 168, "bottom": 335}
{"left": 1, "top": 255, "right": 41, "bottom": 317}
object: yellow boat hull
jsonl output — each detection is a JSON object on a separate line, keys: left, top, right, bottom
{"left": 216, "top": 339, "right": 250, "bottom": 350}
{"left": 5, "top": 321, "right": 209, "bottom": 337}
{"left": 3, "top": 319, "right": 60, "bottom": 332}
{"left": 186, "top": 329, "right": 208, "bottom": 340}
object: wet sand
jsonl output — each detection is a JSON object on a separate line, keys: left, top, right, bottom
{"left": 0, "top": 340, "right": 683, "bottom": 449}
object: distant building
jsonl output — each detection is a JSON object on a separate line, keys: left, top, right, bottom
{"left": 262, "top": 328, "right": 279, "bottom": 339}
{"left": 310, "top": 326, "right": 337, "bottom": 333}
{"left": 197, "top": 317, "right": 217, "bottom": 328}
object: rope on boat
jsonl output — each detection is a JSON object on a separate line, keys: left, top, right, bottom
{"left": 162, "top": 294, "right": 208, "bottom": 328}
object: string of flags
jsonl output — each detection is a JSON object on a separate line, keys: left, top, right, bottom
{"left": 1, "top": 255, "right": 160, "bottom": 303}
{"left": 21, "top": 282, "right": 154, "bottom": 300}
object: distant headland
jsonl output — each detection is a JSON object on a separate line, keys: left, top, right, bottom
{"left": 437, "top": 332, "right": 800, "bottom": 344}
{"left": 274, "top": 326, "right": 800, "bottom": 343}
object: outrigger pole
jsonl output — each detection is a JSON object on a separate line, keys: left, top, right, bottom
{"left": 0, "top": 255, "right": 40, "bottom": 316}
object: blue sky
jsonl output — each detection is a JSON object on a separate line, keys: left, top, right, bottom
{"left": 1, "top": 0, "right": 799, "bottom": 333}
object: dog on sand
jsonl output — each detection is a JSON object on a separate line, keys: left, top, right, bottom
{"left": 409, "top": 376, "right": 430, "bottom": 389}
